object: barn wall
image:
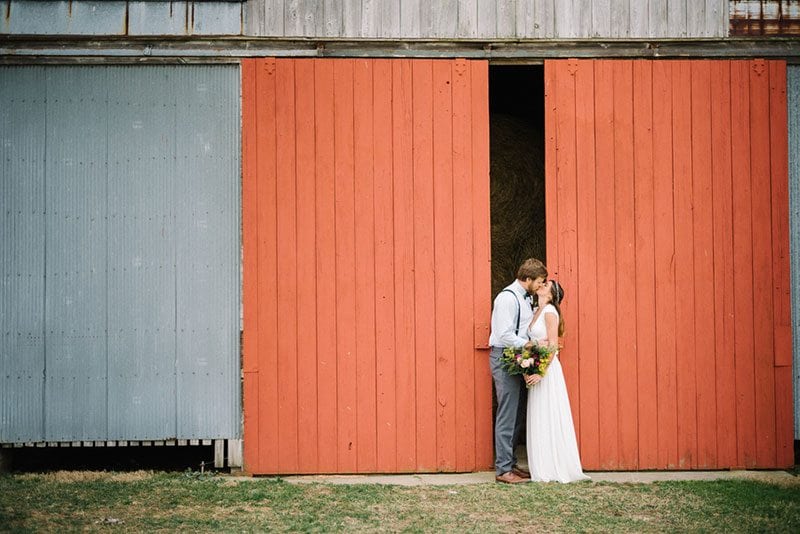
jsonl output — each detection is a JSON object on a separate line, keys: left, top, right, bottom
{"left": 244, "top": 0, "right": 729, "bottom": 38}
{"left": 241, "top": 58, "right": 493, "bottom": 474}
{"left": 790, "top": 64, "right": 800, "bottom": 440}
{"left": 546, "top": 58, "right": 793, "bottom": 470}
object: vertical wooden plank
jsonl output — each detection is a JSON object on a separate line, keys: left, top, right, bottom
{"left": 241, "top": 59, "right": 260, "bottom": 472}
{"left": 497, "top": 0, "right": 517, "bottom": 37}
{"left": 576, "top": 0, "right": 593, "bottom": 36}
{"left": 393, "top": 59, "right": 417, "bottom": 471}
{"left": 342, "top": 0, "right": 361, "bottom": 36}
{"left": 323, "top": 0, "right": 343, "bottom": 37}
{"left": 361, "top": 0, "right": 378, "bottom": 37}
{"left": 652, "top": 60, "right": 679, "bottom": 469}
{"left": 672, "top": 60, "right": 697, "bottom": 469}
{"left": 334, "top": 59, "right": 358, "bottom": 473}
{"left": 574, "top": 60, "right": 599, "bottom": 469}
{"left": 453, "top": 59, "right": 476, "bottom": 472}
{"left": 412, "top": 60, "right": 437, "bottom": 472}
{"left": 667, "top": 0, "right": 687, "bottom": 37}
{"left": 470, "top": 60, "right": 493, "bottom": 469}
{"left": 649, "top": 0, "right": 669, "bottom": 38}
{"left": 353, "top": 59, "right": 377, "bottom": 473}
{"left": 769, "top": 61, "right": 792, "bottom": 367}
{"left": 515, "top": 0, "right": 532, "bottom": 37}
{"left": 554, "top": 0, "right": 575, "bottom": 38}
{"left": 373, "top": 59, "right": 397, "bottom": 473}
{"left": 534, "top": 0, "right": 556, "bottom": 38}
{"left": 768, "top": 60, "right": 793, "bottom": 467}
{"left": 244, "top": 0, "right": 266, "bottom": 36}
{"left": 704, "top": 0, "right": 722, "bottom": 37}
{"left": 592, "top": 0, "right": 611, "bottom": 37}
{"left": 613, "top": 60, "right": 638, "bottom": 470}
{"left": 633, "top": 60, "right": 658, "bottom": 469}
{"left": 275, "top": 59, "right": 299, "bottom": 473}
{"left": 256, "top": 58, "right": 280, "bottom": 473}
{"left": 264, "top": 0, "right": 286, "bottom": 36}
{"left": 476, "top": 0, "right": 497, "bottom": 38}
{"left": 432, "top": 61, "right": 457, "bottom": 471}
{"left": 294, "top": 59, "right": 318, "bottom": 474}
{"left": 544, "top": 62, "right": 559, "bottom": 280}
{"left": 749, "top": 59, "right": 777, "bottom": 468}
{"left": 314, "top": 58, "right": 338, "bottom": 473}
{"left": 687, "top": 0, "right": 708, "bottom": 36}
{"left": 592, "top": 59, "right": 619, "bottom": 469}
{"left": 429, "top": 0, "right": 458, "bottom": 37}
{"left": 554, "top": 61, "right": 581, "bottom": 437}
{"left": 630, "top": 0, "right": 648, "bottom": 36}
{"left": 610, "top": 0, "right": 630, "bottom": 37}
{"left": 690, "top": 61, "right": 718, "bottom": 468}
{"left": 730, "top": 60, "right": 756, "bottom": 468}
{"left": 379, "top": 0, "right": 401, "bottom": 38}
{"left": 457, "top": 0, "right": 478, "bottom": 37}
{"left": 401, "top": 0, "right": 422, "bottom": 37}
{"left": 710, "top": 60, "right": 737, "bottom": 469}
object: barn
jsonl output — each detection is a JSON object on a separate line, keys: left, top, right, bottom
{"left": 1, "top": 0, "right": 798, "bottom": 474}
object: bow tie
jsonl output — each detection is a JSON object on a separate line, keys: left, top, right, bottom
{"left": 524, "top": 294, "right": 533, "bottom": 302}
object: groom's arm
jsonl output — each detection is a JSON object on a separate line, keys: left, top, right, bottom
{"left": 490, "top": 292, "right": 529, "bottom": 348}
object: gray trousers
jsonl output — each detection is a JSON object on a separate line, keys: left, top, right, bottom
{"left": 490, "top": 346, "right": 526, "bottom": 475}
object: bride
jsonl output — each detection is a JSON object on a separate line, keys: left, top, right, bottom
{"left": 524, "top": 280, "right": 590, "bottom": 483}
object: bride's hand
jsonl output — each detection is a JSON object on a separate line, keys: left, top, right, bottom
{"left": 524, "top": 374, "right": 542, "bottom": 386}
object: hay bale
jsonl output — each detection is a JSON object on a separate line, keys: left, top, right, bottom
{"left": 490, "top": 114, "right": 546, "bottom": 297}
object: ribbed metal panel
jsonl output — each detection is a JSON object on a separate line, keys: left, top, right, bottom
{"left": 789, "top": 65, "right": 800, "bottom": 440}
{"left": 0, "top": 65, "right": 240, "bottom": 443}
{"left": 1, "top": 67, "right": 47, "bottom": 442}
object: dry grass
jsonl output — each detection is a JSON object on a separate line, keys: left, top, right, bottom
{"left": 2, "top": 470, "right": 799, "bottom": 532}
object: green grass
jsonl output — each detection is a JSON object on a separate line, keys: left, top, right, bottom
{"left": 1, "top": 471, "right": 799, "bottom": 533}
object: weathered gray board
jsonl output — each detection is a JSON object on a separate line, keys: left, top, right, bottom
{"left": 0, "top": 65, "right": 241, "bottom": 443}
{"left": 790, "top": 65, "right": 800, "bottom": 440}
{"left": 2, "top": 0, "right": 729, "bottom": 39}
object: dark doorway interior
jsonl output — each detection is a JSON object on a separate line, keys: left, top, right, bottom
{"left": 489, "top": 65, "right": 546, "bottom": 298}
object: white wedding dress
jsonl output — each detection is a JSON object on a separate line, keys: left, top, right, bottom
{"left": 526, "top": 304, "right": 590, "bottom": 483}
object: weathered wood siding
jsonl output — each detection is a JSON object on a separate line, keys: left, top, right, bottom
{"left": 546, "top": 58, "right": 793, "bottom": 470}
{"left": 244, "top": 0, "right": 729, "bottom": 38}
{"left": 241, "top": 58, "right": 493, "bottom": 474}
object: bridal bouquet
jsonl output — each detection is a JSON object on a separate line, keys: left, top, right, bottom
{"left": 501, "top": 342, "right": 557, "bottom": 388}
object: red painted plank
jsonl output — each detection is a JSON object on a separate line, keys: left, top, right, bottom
{"left": 334, "top": 59, "right": 359, "bottom": 473}
{"left": 768, "top": 60, "right": 793, "bottom": 467}
{"left": 353, "top": 59, "right": 378, "bottom": 473}
{"left": 470, "top": 61, "right": 493, "bottom": 470}
{"left": 574, "top": 60, "right": 600, "bottom": 469}
{"left": 633, "top": 60, "right": 658, "bottom": 470}
{"left": 652, "top": 61, "right": 679, "bottom": 469}
{"left": 690, "top": 61, "right": 718, "bottom": 468}
{"left": 294, "top": 59, "right": 319, "bottom": 474}
{"left": 775, "top": 367, "right": 794, "bottom": 467}
{"left": 672, "top": 61, "right": 698, "bottom": 469}
{"left": 432, "top": 61, "right": 457, "bottom": 472}
{"left": 241, "top": 59, "right": 260, "bottom": 473}
{"left": 730, "top": 60, "right": 757, "bottom": 468}
{"left": 749, "top": 60, "right": 777, "bottom": 468}
{"left": 710, "top": 61, "right": 737, "bottom": 469}
{"left": 613, "top": 60, "right": 638, "bottom": 470}
{"left": 412, "top": 60, "right": 438, "bottom": 472}
{"left": 392, "top": 59, "right": 417, "bottom": 471}
{"left": 591, "top": 60, "right": 620, "bottom": 470}
{"left": 452, "top": 59, "right": 476, "bottom": 472}
{"left": 372, "top": 59, "right": 397, "bottom": 473}
{"left": 545, "top": 63, "right": 559, "bottom": 279}
{"left": 553, "top": 60, "right": 580, "bottom": 439}
{"left": 769, "top": 61, "right": 793, "bottom": 368}
{"left": 256, "top": 58, "right": 280, "bottom": 473}
{"left": 314, "top": 59, "right": 338, "bottom": 473}
{"left": 275, "top": 59, "right": 299, "bottom": 473}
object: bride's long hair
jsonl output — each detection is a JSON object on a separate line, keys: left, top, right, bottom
{"left": 547, "top": 280, "right": 565, "bottom": 337}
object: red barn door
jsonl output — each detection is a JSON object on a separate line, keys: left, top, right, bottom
{"left": 545, "top": 59, "right": 793, "bottom": 470}
{"left": 242, "top": 58, "right": 493, "bottom": 474}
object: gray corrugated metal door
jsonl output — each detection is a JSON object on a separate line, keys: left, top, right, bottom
{"left": 790, "top": 65, "right": 800, "bottom": 440}
{"left": 1, "top": 65, "right": 240, "bottom": 442}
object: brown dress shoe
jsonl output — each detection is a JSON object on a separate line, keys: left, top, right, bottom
{"left": 495, "top": 471, "right": 528, "bottom": 484}
{"left": 512, "top": 465, "right": 531, "bottom": 479}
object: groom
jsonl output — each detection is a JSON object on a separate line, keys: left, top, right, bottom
{"left": 489, "top": 258, "right": 548, "bottom": 484}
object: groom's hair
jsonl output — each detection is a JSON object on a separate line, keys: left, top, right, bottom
{"left": 516, "top": 258, "right": 548, "bottom": 281}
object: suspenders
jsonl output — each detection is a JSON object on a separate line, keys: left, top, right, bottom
{"left": 501, "top": 288, "right": 522, "bottom": 336}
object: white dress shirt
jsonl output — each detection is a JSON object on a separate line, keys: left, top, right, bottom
{"left": 489, "top": 280, "right": 533, "bottom": 348}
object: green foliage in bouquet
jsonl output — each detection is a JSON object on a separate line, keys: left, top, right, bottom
{"left": 500, "top": 342, "right": 558, "bottom": 380}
